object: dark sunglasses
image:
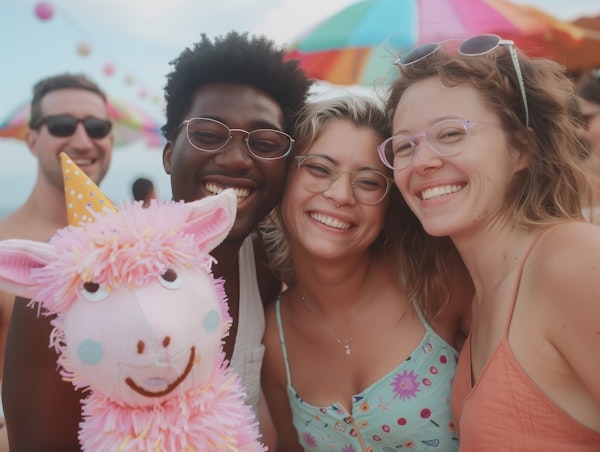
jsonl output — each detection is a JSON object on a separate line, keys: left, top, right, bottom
{"left": 34, "top": 114, "right": 112, "bottom": 139}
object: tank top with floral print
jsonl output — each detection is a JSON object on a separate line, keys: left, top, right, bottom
{"left": 276, "top": 298, "right": 460, "bottom": 451}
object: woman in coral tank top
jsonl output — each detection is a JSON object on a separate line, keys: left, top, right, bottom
{"left": 379, "top": 34, "right": 600, "bottom": 451}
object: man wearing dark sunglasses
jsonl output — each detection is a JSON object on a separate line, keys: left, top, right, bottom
{"left": 1, "top": 73, "right": 113, "bottom": 451}
{"left": 2, "top": 34, "right": 310, "bottom": 451}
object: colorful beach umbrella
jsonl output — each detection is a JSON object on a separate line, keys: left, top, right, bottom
{"left": 0, "top": 102, "right": 29, "bottom": 142}
{"left": 286, "top": 0, "right": 600, "bottom": 86}
{"left": 0, "top": 96, "right": 165, "bottom": 148}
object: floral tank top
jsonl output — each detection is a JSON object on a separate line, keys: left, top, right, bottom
{"left": 275, "top": 298, "right": 460, "bottom": 451}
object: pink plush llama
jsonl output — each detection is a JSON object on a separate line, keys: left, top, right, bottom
{"left": 0, "top": 154, "right": 265, "bottom": 451}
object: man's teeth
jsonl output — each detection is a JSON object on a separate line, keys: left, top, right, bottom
{"left": 421, "top": 185, "right": 462, "bottom": 200}
{"left": 72, "top": 159, "right": 93, "bottom": 166}
{"left": 205, "top": 183, "right": 250, "bottom": 201}
{"left": 310, "top": 213, "right": 350, "bottom": 230}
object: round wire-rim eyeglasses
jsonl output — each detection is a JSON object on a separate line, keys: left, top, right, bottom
{"left": 180, "top": 117, "right": 294, "bottom": 160}
{"left": 295, "top": 154, "right": 393, "bottom": 205}
{"left": 377, "top": 119, "right": 500, "bottom": 170}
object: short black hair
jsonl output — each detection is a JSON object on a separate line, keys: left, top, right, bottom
{"left": 131, "top": 177, "right": 154, "bottom": 202}
{"left": 161, "top": 31, "right": 313, "bottom": 141}
{"left": 29, "top": 73, "right": 107, "bottom": 129}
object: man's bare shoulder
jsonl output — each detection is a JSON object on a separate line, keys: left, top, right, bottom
{"left": 0, "top": 211, "right": 26, "bottom": 240}
{"left": 0, "top": 207, "right": 60, "bottom": 242}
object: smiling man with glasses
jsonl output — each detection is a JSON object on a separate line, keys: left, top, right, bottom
{"left": 1, "top": 33, "right": 311, "bottom": 451}
{"left": 0, "top": 72, "right": 113, "bottom": 450}
{"left": 161, "top": 31, "right": 311, "bottom": 449}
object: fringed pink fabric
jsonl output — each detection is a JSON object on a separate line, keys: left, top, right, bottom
{"left": 32, "top": 200, "right": 214, "bottom": 314}
{"left": 78, "top": 357, "right": 266, "bottom": 452}
{"left": 5, "top": 194, "right": 264, "bottom": 450}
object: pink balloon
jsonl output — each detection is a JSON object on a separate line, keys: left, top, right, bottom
{"left": 34, "top": 2, "right": 54, "bottom": 21}
{"left": 103, "top": 63, "right": 115, "bottom": 76}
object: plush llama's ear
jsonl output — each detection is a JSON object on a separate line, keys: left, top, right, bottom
{"left": 181, "top": 189, "right": 237, "bottom": 254}
{"left": 0, "top": 239, "right": 59, "bottom": 299}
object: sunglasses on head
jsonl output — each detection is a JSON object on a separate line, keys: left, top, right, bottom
{"left": 34, "top": 114, "right": 113, "bottom": 139}
{"left": 395, "top": 34, "right": 530, "bottom": 128}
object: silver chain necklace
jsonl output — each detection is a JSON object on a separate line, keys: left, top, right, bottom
{"left": 298, "top": 266, "right": 373, "bottom": 356}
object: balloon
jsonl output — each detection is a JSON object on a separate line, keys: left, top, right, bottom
{"left": 34, "top": 2, "right": 54, "bottom": 21}
{"left": 102, "top": 63, "right": 115, "bottom": 76}
{"left": 124, "top": 75, "right": 134, "bottom": 85}
{"left": 76, "top": 42, "right": 91, "bottom": 57}
{"left": 138, "top": 88, "right": 147, "bottom": 99}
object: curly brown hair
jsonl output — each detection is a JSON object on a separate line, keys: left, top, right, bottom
{"left": 385, "top": 44, "right": 592, "bottom": 228}
{"left": 261, "top": 94, "right": 460, "bottom": 320}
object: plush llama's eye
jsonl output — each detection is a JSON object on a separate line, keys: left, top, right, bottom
{"left": 158, "top": 268, "right": 183, "bottom": 289}
{"left": 80, "top": 281, "right": 109, "bottom": 302}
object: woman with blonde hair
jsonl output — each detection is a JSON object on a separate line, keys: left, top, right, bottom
{"left": 261, "top": 94, "right": 472, "bottom": 451}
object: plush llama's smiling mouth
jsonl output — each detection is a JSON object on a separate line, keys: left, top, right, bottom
{"left": 125, "top": 346, "right": 195, "bottom": 398}
{"left": 421, "top": 184, "right": 462, "bottom": 201}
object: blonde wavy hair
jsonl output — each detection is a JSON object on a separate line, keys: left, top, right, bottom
{"left": 261, "top": 94, "right": 461, "bottom": 320}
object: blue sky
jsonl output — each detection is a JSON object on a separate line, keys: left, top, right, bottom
{"left": 1, "top": 0, "right": 599, "bottom": 214}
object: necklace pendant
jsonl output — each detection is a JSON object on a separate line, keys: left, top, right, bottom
{"left": 344, "top": 346, "right": 351, "bottom": 356}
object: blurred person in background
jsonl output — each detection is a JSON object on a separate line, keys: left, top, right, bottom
{"left": 0, "top": 72, "right": 113, "bottom": 450}
{"left": 131, "top": 176, "right": 157, "bottom": 207}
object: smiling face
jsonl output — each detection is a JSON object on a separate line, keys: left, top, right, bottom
{"left": 26, "top": 88, "right": 113, "bottom": 190}
{"left": 61, "top": 267, "right": 225, "bottom": 408}
{"left": 163, "top": 83, "right": 287, "bottom": 241}
{"left": 391, "top": 77, "right": 526, "bottom": 239}
{"left": 281, "top": 119, "right": 389, "bottom": 261}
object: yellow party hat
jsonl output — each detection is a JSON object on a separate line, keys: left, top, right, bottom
{"left": 60, "top": 152, "right": 116, "bottom": 226}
